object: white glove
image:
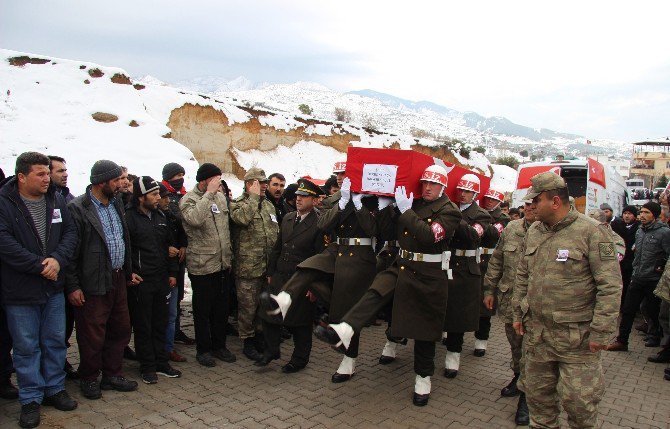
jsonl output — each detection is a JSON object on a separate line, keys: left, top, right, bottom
{"left": 352, "top": 193, "right": 363, "bottom": 211}
{"left": 395, "top": 186, "right": 413, "bottom": 214}
{"left": 339, "top": 177, "right": 351, "bottom": 210}
{"left": 378, "top": 196, "right": 393, "bottom": 211}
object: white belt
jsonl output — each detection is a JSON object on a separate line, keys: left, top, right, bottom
{"left": 399, "top": 248, "right": 453, "bottom": 280}
{"left": 452, "top": 248, "right": 481, "bottom": 264}
{"left": 480, "top": 247, "right": 496, "bottom": 255}
{"left": 336, "top": 237, "right": 374, "bottom": 247}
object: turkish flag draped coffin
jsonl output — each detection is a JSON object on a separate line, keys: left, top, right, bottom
{"left": 516, "top": 165, "right": 561, "bottom": 189}
{"left": 587, "top": 158, "right": 606, "bottom": 188}
{"left": 345, "top": 147, "right": 491, "bottom": 202}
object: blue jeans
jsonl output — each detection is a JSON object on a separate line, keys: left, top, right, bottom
{"left": 4, "top": 293, "right": 66, "bottom": 404}
{"left": 165, "top": 287, "right": 178, "bottom": 353}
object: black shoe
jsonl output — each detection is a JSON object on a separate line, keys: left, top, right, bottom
{"left": 280, "top": 327, "right": 292, "bottom": 340}
{"left": 255, "top": 353, "right": 280, "bottom": 367}
{"left": 313, "top": 325, "right": 346, "bottom": 353}
{"left": 196, "top": 353, "right": 216, "bottom": 367}
{"left": 123, "top": 346, "right": 137, "bottom": 361}
{"left": 174, "top": 330, "right": 196, "bottom": 345}
{"left": 42, "top": 390, "right": 78, "bottom": 411}
{"left": 385, "top": 327, "right": 408, "bottom": 345}
{"left": 648, "top": 348, "right": 670, "bottom": 363}
{"left": 501, "top": 373, "right": 521, "bottom": 397}
{"left": 412, "top": 392, "right": 429, "bottom": 407}
{"left": 141, "top": 373, "right": 158, "bottom": 384}
{"left": 64, "top": 361, "right": 79, "bottom": 380}
{"left": 331, "top": 372, "right": 354, "bottom": 383}
{"left": 19, "top": 402, "right": 40, "bottom": 428}
{"left": 281, "top": 362, "right": 305, "bottom": 373}
{"left": 378, "top": 355, "right": 395, "bottom": 365}
{"left": 443, "top": 369, "right": 458, "bottom": 378}
{"left": 100, "top": 376, "right": 138, "bottom": 392}
{"left": 212, "top": 348, "right": 237, "bottom": 363}
{"left": 243, "top": 338, "right": 263, "bottom": 362}
{"left": 665, "top": 367, "right": 670, "bottom": 376}
{"left": 79, "top": 380, "right": 102, "bottom": 400}
{"left": 259, "top": 292, "right": 283, "bottom": 323}
{"left": 0, "top": 379, "right": 18, "bottom": 400}
{"left": 645, "top": 337, "right": 661, "bottom": 347}
{"left": 665, "top": 373, "right": 670, "bottom": 381}
{"left": 515, "top": 393, "right": 530, "bottom": 426}
{"left": 473, "top": 349, "right": 486, "bottom": 357}
{"left": 156, "top": 365, "right": 182, "bottom": 378}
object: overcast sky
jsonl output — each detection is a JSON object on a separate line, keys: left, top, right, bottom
{"left": 3, "top": 0, "right": 669, "bottom": 142}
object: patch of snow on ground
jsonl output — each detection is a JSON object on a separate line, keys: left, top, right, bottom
{"left": 257, "top": 114, "right": 304, "bottom": 132}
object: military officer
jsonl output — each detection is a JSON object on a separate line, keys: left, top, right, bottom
{"left": 474, "top": 185, "right": 511, "bottom": 356}
{"left": 256, "top": 179, "right": 325, "bottom": 372}
{"left": 513, "top": 172, "right": 621, "bottom": 428}
{"left": 443, "top": 173, "right": 492, "bottom": 378}
{"left": 260, "top": 175, "right": 380, "bottom": 382}
{"left": 313, "top": 164, "right": 462, "bottom": 406}
{"left": 230, "top": 167, "right": 280, "bottom": 362}
{"left": 483, "top": 199, "right": 536, "bottom": 426}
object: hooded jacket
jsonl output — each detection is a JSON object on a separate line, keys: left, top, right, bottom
{"left": 632, "top": 220, "right": 670, "bottom": 281}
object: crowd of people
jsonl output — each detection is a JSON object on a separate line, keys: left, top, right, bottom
{"left": 0, "top": 150, "right": 667, "bottom": 428}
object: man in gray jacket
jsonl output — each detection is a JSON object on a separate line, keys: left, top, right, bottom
{"left": 179, "top": 163, "right": 235, "bottom": 367}
{"left": 609, "top": 201, "right": 670, "bottom": 351}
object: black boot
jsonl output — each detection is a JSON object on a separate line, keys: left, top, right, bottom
{"left": 515, "top": 393, "right": 529, "bottom": 426}
{"left": 243, "top": 338, "right": 263, "bottom": 362}
{"left": 501, "top": 372, "right": 520, "bottom": 397}
{"left": 254, "top": 333, "right": 265, "bottom": 354}
{"left": 648, "top": 346, "right": 670, "bottom": 363}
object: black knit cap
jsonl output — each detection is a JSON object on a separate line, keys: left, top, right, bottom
{"left": 132, "top": 176, "right": 160, "bottom": 198}
{"left": 90, "top": 160, "right": 122, "bottom": 185}
{"left": 162, "top": 162, "right": 185, "bottom": 181}
{"left": 643, "top": 201, "right": 661, "bottom": 219}
{"left": 195, "top": 163, "right": 222, "bottom": 182}
{"left": 158, "top": 183, "right": 170, "bottom": 198}
{"left": 622, "top": 205, "right": 638, "bottom": 217}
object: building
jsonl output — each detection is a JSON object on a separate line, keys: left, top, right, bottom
{"left": 629, "top": 138, "right": 670, "bottom": 187}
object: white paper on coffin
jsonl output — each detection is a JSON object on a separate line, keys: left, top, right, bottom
{"left": 361, "top": 164, "right": 399, "bottom": 194}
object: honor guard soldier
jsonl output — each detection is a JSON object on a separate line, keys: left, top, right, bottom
{"left": 514, "top": 172, "right": 621, "bottom": 428}
{"left": 313, "top": 164, "right": 462, "bottom": 406}
{"left": 256, "top": 179, "right": 325, "bottom": 372}
{"left": 320, "top": 161, "right": 347, "bottom": 210}
{"left": 260, "top": 175, "right": 379, "bottom": 382}
{"left": 442, "top": 173, "right": 492, "bottom": 377}
{"left": 474, "top": 185, "right": 510, "bottom": 356}
{"left": 483, "top": 199, "right": 536, "bottom": 426}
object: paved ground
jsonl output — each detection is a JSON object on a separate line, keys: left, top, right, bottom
{"left": 1, "top": 308, "right": 669, "bottom": 429}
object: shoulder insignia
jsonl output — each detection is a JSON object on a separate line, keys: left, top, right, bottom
{"left": 472, "top": 223, "right": 485, "bottom": 237}
{"left": 431, "top": 222, "right": 446, "bottom": 243}
{"left": 494, "top": 222, "right": 504, "bottom": 234}
{"left": 598, "top": 242, "right": 616, "bottom": 260}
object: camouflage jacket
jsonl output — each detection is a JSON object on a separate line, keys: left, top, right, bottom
{"left": 514, "top": 208, "right": 622, "bottom": 346}
{"left": 484, "top": 218, "right": 530, "bottom": 297}
{"left": 179, "top": 186, "right": 232, "bottom": 275}
{"left": 230, "top": 192, "right": 279, "bottom": 278}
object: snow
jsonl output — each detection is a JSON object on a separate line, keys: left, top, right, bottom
{"left": 257, "top": 114, "right": 304, "bottom": 132}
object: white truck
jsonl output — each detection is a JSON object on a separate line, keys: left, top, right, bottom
{"left": 511, "top": 159, "right": 628, "bottom": 215}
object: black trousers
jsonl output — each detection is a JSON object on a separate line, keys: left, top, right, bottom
{"left": 620, "top": 266, "right": 633, "bottom": 312}
{"left": 0, "top": 306, "right": 13, "bottom": 381}
{"left": 174, "top": 262, "right": 186, "bottom": 337}
{"left": 618, "top": 277, "right": 661, "bottom": 343}
{"left": 190, "top": 270, "right": 230, "bottom": 354}
{"left": 474, "top": 316, "right": 492, "bottom": 340}
{"left": 128, "top": 276, "right": 170, "bottom": 374}
{"left": 263, "top": 321, "right": 312, "bottom": 367}
{"left": 444, "top": 332, "right": 465, "bottom": 353}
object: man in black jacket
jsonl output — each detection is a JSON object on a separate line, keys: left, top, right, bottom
{"left": 611, "top": 205, "right": 640, "bottom": 310}
{"left": 0, "top": 152, "right": 79, "bottom": 428}
{"left": 66, "top": 160, "right": 141, "bottom": 400}
{"left": 126, "top": 177, "right": 181, "bottom": 384}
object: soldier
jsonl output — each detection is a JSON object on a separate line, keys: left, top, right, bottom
{"left": 260, "top": 175, "right": 379, "bottom": 383}
{"left": 256, "top": 179, "right": 325, "bottom": 371}
{"left": 513, "top": 172, "right": 621, "bottom": 428}
{"left": 474, "top": 186, "right": 510, "bottom": 356}
{"left": 320, "top": 161, "right": 346, "bottom": 209}
{"left": 230, "top": 167, "right": 280, "bottom": 362}
{"left": 312, "top": 164, "right": 462, "bottom": 406}
{"left": 442, "top": 173, "right": 491, "bottom": 378}
{"left": 483, "top": 200, "right": 536, "bottom": 426}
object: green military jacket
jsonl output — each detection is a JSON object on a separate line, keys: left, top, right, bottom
{"left": 514, "top": 208, "right": 622, "bottom": 349}
{"left": 654, "top": 260, "right": 670, "bottom": 303}
{"left": 230, "top": 192, "right": 279, "bottom": 279}
{"left": 179, "top": 186, "right": 232, "bottom": 275}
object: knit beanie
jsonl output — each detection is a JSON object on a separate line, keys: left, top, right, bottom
{"left": 195, "top": 163, "right": 222, "bottom": 182}
{"left": 158, "top": 183, "right": 170, "bottom": 198}
{"left": 162, "top": 162, "right": 185, "bottom": 181}
{"left": 622, "top": 205, "right": 638, "bottom": 217}
{"left": 90, "top": 160, "right": 122, "bottom": 185}
{"left": 643, "top": 201, "right": 661, "bottom": 219}
{"left": 132, "top": 176, "right": 160, "bottom": 198}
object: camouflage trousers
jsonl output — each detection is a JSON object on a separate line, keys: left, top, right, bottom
{"left": 504, "top": 323, "right": 523, "bottom": 373}
{"left": 236, "top": 277, "right": 264, "bottom": 340}
{"left": 519, "top": 342, "right": 605, "bottom": 429}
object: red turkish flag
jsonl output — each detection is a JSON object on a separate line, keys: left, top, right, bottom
{"left": 516, "top": 165, "right": 561, "bottom": 189}
{"left": 588, "top": 158, "right": 606, "bottom": 188}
